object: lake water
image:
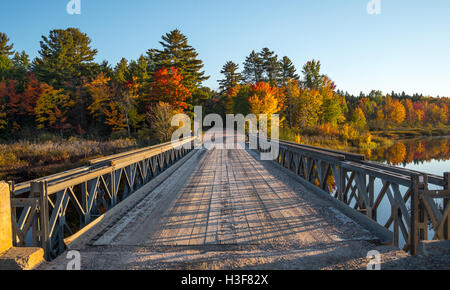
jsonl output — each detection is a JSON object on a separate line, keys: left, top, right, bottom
{"left": 366, "top": 136, "right": 450, "bottom": 175}
{"left": 359, "top": 136, "right": 449, "bottom": 246}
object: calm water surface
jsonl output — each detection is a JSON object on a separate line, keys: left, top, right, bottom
{"left": 366, "top": 136, "right": 450, "bottom": 174}
{"left": 359, "top": 136, "right": 449, "bottom": 246}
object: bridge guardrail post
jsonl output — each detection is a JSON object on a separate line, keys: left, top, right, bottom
{"left": 410, "top": 174, "right": 419, "bottom": 255}
{"left": 31, "top": 181, "right": 51, "bottom": 261}
{"left": 410, "top": 174, "right": 429, "bottom": 255}
{"left": 444, "top": 172, "right": 449, "bottom": 240}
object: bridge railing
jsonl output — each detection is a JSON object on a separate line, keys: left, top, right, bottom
{"left": 252, "top": 134, "right": 449, "bottom": 255}
{"left": 9, "top": 137, "right": 197, "bottom": 260}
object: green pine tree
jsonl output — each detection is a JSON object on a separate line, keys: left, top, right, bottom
{"left": 0, "top": 32, "right": 15, "bottom": 80}
{"left": 149, "top": 29, "right": 209, "bottom": 93}
{"left": 33, "top": 28, "right": 98, "bottom": 89}
{"left": 280, "top": 56, "right": 299, "bottom": 85}
{"left": 113, "top": 58, "right": 130, "bottom": 83}
{"left": 301, "top": 59, "right": 324, "bottom": 90}
{"left": 260, "top": 48, "right": 281, "bottom": 86}
{"left": 218, "top": 61, "right": 242, "bottom": 92}
{"left": 242, "top": 50, "right": 263, "bottom": 84}
{"left": 0, "top": 33, "right": 14, "bottom": 57}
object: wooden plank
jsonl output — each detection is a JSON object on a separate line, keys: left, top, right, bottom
{"left": 188, "top": 149, "right": 217, "bottom": 246}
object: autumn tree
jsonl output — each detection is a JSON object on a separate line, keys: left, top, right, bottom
{"left": 413, "top": 102, "right": 425, "bottom": 125}
{"left": 318, "top": 76, "right": 346, "bottom": 126}
{"left": 147, "top": 67, "right": 191, "bottom": 111}
{"left": 85, "top": 73, "right": 112, "bottom": 124}
{"left": 33, "top": 28, "right": 99, "bottom": 133}
{"left": 384, "top": 95, "right": 405, "bottom": 125}
{"left": 35, "top": 84, "right": 74, "bottom": 132}
{"left": 7, "top": 74, "right": 42, "bottom": 130}
{"left": 295, "top": 88, "right": 322, "bottom": 128}
{"left": 113, "top": 58, "right": 131, "bottom": 83}
{"left": 248, "top": 82, "right": 284, "bottom": 122}
{"left": 403, "top": 99, "right": 416, "bottom": 126}
{"left": 351, "top": 107, "right": 367, "bottom": 131}
{"left": 147, "top": 102, "right": 180, "bottom": 142}
{"left": 0, "top": 80, "right": 16, "bottom": 130}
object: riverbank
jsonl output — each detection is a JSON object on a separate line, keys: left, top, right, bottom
{"left": 282, "top": 126, "right": 450, "bottom": 158}
{"left": 372, "top": 126, "right": 450, "bottom": 139}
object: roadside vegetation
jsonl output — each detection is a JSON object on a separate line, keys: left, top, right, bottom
{"left": 0, "top": 136, "right": 138, "bottom": 183}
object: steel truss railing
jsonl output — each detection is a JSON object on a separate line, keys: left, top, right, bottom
{"left": 252, "top": 134, "right": 449, "bottom": 255}
{"left": 9, "top": 137, "right": 196, "bottom": 260}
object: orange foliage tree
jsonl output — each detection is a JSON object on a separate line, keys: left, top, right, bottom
{"left": 147, "top": 67, "right": 191, "bottom": 111}
{"left": 85, "top": 74, "right": 142, "bottom": 134}
{"left": 248, "top": 82, "right": 284, "bottom": 116}
{"left": 384, "top": 95, "right": 405, "bottom": 125}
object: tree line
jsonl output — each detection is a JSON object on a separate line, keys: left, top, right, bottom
{"left": 0, "top": 28, "right": 212, "bottom": 141}
{"left": 0, "top": 28, "right": 449, "bottom": 144}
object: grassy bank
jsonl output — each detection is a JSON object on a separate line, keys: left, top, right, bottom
{"left": 0, "top": 137, "right": 139, "bottom": 183}
{"left": 371, "top": 126, "right": 450, "bottom": 139}
{"left": 279, "top": 126, "right": 450, "bottom": 154}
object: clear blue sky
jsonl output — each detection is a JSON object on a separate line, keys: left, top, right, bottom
{"left": 1, "top": 0, "right": 449, "bottom": 97}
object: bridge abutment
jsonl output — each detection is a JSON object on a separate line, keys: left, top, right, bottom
{"left": 0, "top": 182, "right": 12, "bottom": 254}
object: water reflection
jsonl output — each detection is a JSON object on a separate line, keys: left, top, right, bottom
{"left": 366, "top": 137, "right": 450, "bottom": 165}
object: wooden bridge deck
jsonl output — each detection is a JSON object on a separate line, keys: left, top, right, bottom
{"left": 37, "top": 140, "right": 448, "bottom": 270}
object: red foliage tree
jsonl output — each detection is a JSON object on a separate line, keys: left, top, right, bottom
{"left": 147, "top": 67, "right": 191, "bottom": 111}
{"left": 8, "top": 74, "right": 42, "bottom": 117}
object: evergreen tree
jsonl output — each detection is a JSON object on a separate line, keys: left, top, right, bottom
{"left": 0, "top": 32, "right": 14, "bottom": 80}
{"left": 0, "top": 33, "right": 14, "bottom": 57}
{"left": 302, "top": 60, "right": 324, "bottom": 90}
{"left": 113, "top": 58, "right": 130, "bottom": 83}
{"left": 218, "top": 61, "right": 241, "bottom": 92}
{"left": 32, "top": 28, "right": 98, "bottom": 134}
{"left": 280, "top": 56, "right": 299, "bottom": 85}
{"left": 242, "top": 50, "right": 263, "bottom": 84}
{"left": 33, "top": 28, "right": 98, "bottom": 89}
{"left": 192, "top": 86, "right": 214, "bottom": 108}
{"left": 149, "top": 29, "right": 209, "bottom": 92}
{"left": 260, "top": 47, "right": 281, "bottom": 86}
{"left": 129, "top": 55, "right": 150, "bottom": 84}
{"left": 11, "top": 51, "right": 30, "bottom": 80}
{"left": 97, "top": 60, "right": 113, "bottom": 77}
{"left": 129, "top": 55, "right": 151, "bottom": 100}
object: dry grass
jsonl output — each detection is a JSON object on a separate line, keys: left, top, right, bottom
{"left": 0, "top": 137, "right": 138, "bottom": 183}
